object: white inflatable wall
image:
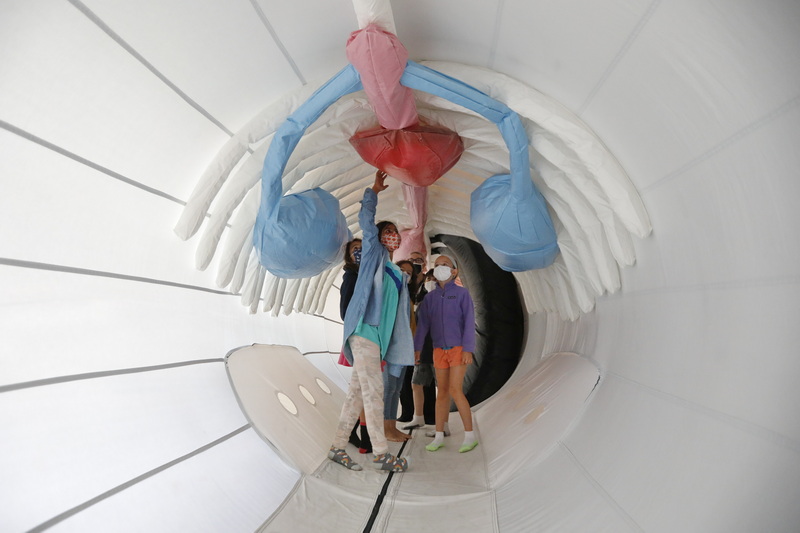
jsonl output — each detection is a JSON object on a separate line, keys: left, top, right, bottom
{"left": 1, "top": 1, "right": 798, "bottom": 531}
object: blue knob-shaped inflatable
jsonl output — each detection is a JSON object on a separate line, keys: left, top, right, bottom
{"left": 253, "top": 188, "right": 351, "bottom": 279}
{"left": 471, "top": 173, "right": 559, "bottom": 271}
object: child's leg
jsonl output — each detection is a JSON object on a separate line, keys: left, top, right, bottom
{"left": 349, "top": 335, "right": 388, "bottom": 455}
{"left": 433, "top": 367, "right": 451, "bottom": 431}
{"left": 398, "top": 366, "right": 414, "bottom": 422}
{"left": 383, "top": 368, "right": 411, "bottom": 441}
{"left": 402, "top": 383, "right": 427, "bottom": 429}
{"left": 448, "top": 363, "right": 473, "bottom": 432}
{"left": 332, "top": 363, "right": 365, "bottom": 449}
{"left": 330, "top": 352, "right": 367, "bottom": 470}
{"left": 403, "top": 364, "right": 430, "bottom": 429}
{"left": 426, "top": 366, "right": 451, "bottom": 451}
{"left": 448, "top": 362, "right": 479, "bottom": 452}
{"left": 358, "top": 409, "right": 372, "bottom": 454}
{"left": 412, "top": 383, "right": 424, "bottom": 416}
{"left": 423, "top": 379, "right": 437, "bottom": 425}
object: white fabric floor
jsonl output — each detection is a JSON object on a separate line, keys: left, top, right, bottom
{"left": 229, "top": 345, "right": 599, "bottom": 532}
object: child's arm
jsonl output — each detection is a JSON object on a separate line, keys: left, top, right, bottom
{"left": 358, "top": 170, "right": 387, "bottom": 247}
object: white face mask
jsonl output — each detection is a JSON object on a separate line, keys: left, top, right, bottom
{"left": 433, "top": 265, "right": 453, "bottom": 282}
{"left": 424, "top": 281, "right": 437, "bottom": 293}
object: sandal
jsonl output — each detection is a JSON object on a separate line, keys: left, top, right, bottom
{"left": 328, "top": 447, "right": 362, "bottom": 471}
{"left": 373, "top": 453, "right": 409, "bottom": 472}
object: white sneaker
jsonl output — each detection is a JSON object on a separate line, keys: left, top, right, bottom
{"left": 402, "top": 416, "right": 425, "bottom": 430}
{"left": 424, "top": 424, "right": 450, "bottom": 438}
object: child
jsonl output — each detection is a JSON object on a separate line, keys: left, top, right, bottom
{"left": 413, "top": 254, "right": 479, "bottom": 453}
{"left": 403, "top": 265, "right": 437, "bottom": 430}
{"left": 328, "top": 170, "right": 411, "bottom": 473}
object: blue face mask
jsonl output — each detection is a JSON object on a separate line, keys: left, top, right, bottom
{"left": 352, "top": 247, "right": 362, "bottom": 265}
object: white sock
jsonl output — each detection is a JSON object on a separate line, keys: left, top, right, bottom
{"left": 430, "top": 431, "right": 444, "bottom": 446}
{"left": 411, "top": 415, "right": 425, "bottom": 426}
{"left": 463, "top": 431, "right": 476, "bottom": 445}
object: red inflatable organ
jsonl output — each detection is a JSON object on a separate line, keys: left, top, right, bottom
{"left": 349, "top": 123, "right": 464, "bottom": 188}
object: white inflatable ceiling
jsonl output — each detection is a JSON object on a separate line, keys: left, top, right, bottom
{"left": 1, "top": 0, "right": 799, "bottom": 531}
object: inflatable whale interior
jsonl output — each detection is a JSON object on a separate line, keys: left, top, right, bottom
{"left": 1, "top": 0, "right": 799, "bottom": 531}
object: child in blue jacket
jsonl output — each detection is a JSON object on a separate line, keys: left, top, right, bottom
{"left": 328, "top": 170, "right": 412, "bottom": 473}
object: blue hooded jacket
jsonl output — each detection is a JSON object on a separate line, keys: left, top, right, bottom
{"left": 341, "top": 188, "right": 413, "bottom": 370}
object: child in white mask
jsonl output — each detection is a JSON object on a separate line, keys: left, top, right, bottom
{"left": 413, "top": 254, "right": 479, "bottom": 453}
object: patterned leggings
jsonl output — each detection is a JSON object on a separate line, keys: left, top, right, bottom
{"left": 333, "top": 335, "right": 387, "bottom": 455}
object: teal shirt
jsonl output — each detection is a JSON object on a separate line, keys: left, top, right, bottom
{"left": 352, "top": 261, "right": 401, "bottom": 359}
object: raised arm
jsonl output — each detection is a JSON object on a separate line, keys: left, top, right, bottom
{"left": 359, "top": 170, "right": 389, "bottom": 246}
{"left": 372, "top": 169, "right": 389, "bottom": 193}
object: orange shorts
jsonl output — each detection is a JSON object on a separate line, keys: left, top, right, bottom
{"left": 433, "top": 346, "right": 464, "bottom": 369}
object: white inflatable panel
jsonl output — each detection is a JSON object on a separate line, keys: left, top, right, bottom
{"left": 80, "top": 0, "right": 302, "bottom": 130}
{"left": 564, "top": 375, "right": 800, "bottom": 532}
{"left": 0, "top": 0, "right": 228, "bottom": 200}
{"left": 48, "top": 429, "right": 299, "bottom": 533}
{"left": 478, "top": 353, "right": 600, "bottom": 487}
{"left": 226, "top": 344, "right": 346, "bottom": 474}
{"left": 496, "top": 446, "right": 637, "bottom": 533}
{"left": 1, "top": 364, "right": 247, "bottom": 532}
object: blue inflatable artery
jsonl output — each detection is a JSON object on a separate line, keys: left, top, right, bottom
{"left": 402, "top": 61, "right": 558, "bottom": 271}
{"left": 254, "top": 65, "right": 361, "bottom": 278}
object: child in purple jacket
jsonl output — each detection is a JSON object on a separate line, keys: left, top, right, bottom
{"left": 413, "top": 254, "right": 479, "bottom": 453}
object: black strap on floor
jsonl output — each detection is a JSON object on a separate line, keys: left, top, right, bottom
{"left": 362, "top": 428, "right": 414, "bottom": 532}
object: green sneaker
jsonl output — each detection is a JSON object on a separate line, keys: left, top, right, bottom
{"left": 425, "top": 442, "right": 445, "bottom": 452}
{"left": 458, "top": 440, "right": 479, "bottom": 453}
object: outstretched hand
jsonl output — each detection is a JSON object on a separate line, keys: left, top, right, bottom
{"left": 372, "top": 170, "right": 389, "bottom": 193}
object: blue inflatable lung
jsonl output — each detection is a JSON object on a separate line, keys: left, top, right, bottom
{"left": 470, "top": 174, "right": 559, "bottom": 270}
{"left": 254, "top": 66, "right": 362, "bottom": 278}
{"left": 254, "top": 188, "right": 351, "bottom": 278}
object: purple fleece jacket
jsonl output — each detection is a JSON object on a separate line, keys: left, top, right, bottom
{"left": 413, "top": 280, "right": 476, "bottom": 352}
